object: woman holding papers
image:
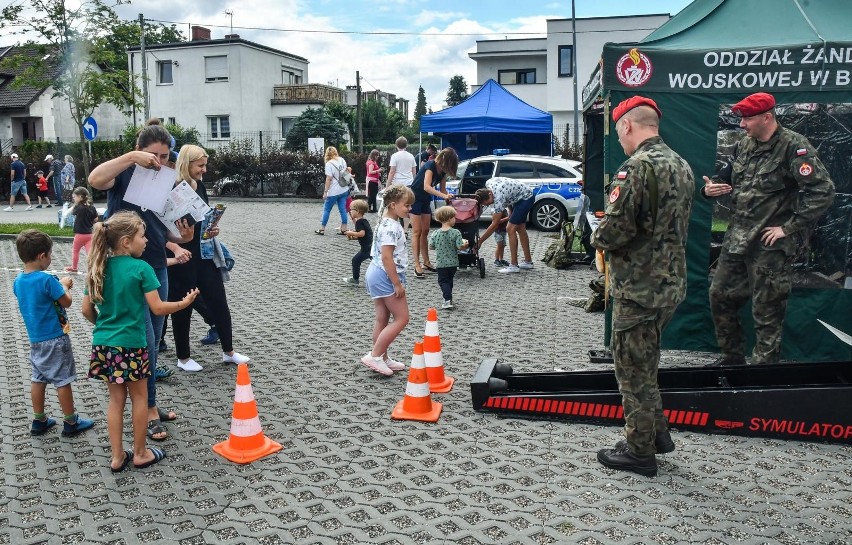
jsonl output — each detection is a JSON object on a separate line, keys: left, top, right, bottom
{"left": 168, "top": 145, "right": 248, "bottom": 373}
{"left": 88, "top": 119, "right": 194, "bottom": 442}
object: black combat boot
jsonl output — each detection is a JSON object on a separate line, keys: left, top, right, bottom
{"left": 616, "top": 429, "right": 675, "bottom": 454}
{"left": 597, "top": 443, "right": 658, "bottom": 477}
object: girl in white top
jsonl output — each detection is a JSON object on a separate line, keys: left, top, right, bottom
{"left": 362, "top": 184, "right": 415, "bottom": 376}
{"left": 315, "top": 146, "right": 351, "bottom": 235}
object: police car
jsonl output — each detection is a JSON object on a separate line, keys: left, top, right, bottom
{"left": 446, "top": 153, "right": 583, "bottom": 231}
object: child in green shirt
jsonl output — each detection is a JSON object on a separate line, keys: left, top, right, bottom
{"left": 428, "top": 206, "right": 469, "bottom": 310}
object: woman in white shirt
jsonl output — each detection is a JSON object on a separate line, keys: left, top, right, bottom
{"left": 315, "top": 146, "right": 351, "bottom": 235}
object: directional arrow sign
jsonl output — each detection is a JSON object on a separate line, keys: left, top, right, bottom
{"left": 83, "top": 116, "right": 98, "bottom": 141}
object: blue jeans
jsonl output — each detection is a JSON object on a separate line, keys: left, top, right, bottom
{"left": 144, "top": 267, "right": 168, "bottom": 408}
{"left": 52, "top": 175, "right": 62, "bottom": 204}
{"left": 321, "top": 192, "right": 349, "bottom": 227}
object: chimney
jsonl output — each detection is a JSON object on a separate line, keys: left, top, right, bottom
{"left": 191, "top": 26, "right": 211, "bottom": 41}
{"left": 224, "top": 34, "right": 240, "bottom": 40}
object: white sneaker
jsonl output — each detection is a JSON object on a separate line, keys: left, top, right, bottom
{"left": 3, "top": 207, "right": 13, "bottom": 212}
{"left": 343, "top": 276, "right": 358, "bottom": 285}
{"left": 25, "top": 205, "right": 33, "bottom": 211}
{"left": 384, "top": 355, "right": 406, "bottom": 371}
{"left": 498, "top": 265, "right": 521, "bottom": 273}
{"left": 441, "top": 300, "right": 454, "bottom": 310}
{"left": 223, "top": 352, "right": 250, "bottom": 364}
{"left": 177, "top": 358, "right": 203, "bottom": 372}
{"left": 361, "top": 353, "right": 393, "bottom": 376}
{"left": 519, "top": 261, "right": 534, "bottom": 270}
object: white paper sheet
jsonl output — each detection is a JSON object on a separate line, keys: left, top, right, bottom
{"left": 123, "top": 165, "right": 178, "bottom": 214}
{"left": 153, "top": 181, "right": 211, "bottom": 238}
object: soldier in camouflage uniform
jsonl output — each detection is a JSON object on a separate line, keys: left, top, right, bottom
{"left": 703, "top": 92, "right": 834, "bottom": 366}
{"left": 591, "top": 96, "right": 694, "bottom": 477}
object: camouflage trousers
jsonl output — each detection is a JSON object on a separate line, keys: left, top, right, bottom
{"left": 612, "top": 299, "right": 675, "bottom": 457}
{"left": 709, "top": 249, "right": 792, "bottom": 365}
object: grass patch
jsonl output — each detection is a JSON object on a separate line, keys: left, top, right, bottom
{"left": 0, "top": 223, "right": 74, "bottom": 237}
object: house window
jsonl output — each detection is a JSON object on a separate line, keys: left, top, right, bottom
{"left": 558, "top": 45, "right": 574, "bottom": 77}
{"left": 208, "top": 116, "right": 230, "bottom": 139}
{"left": 205, "top": 55, "right": 228, "bottom": 82}
{"left": 157, "top": 60, "right": 173, "bottom": 84}
{"left": 498, "top": 69, "right": 536, "bottom": 85}
{"left": 280, "top": 117, "right": 295, "bottom": 138}
{"left": 282, "top": 70, "right": 302, "bottom": 84}
{"left": 167, "top": 117, "right": 176, "bottom": 125}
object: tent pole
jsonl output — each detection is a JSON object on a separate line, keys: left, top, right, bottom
{"left": 571, "top": 0, "right": 580, "bottom": 148}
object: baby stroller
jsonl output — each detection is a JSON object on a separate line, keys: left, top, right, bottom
{"left": 450, "top": 194, "right": 486, "bottom": 278}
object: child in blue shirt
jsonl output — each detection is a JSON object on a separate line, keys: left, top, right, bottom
{"left": 12, "top": 230, "right": 94, "bottom": 437}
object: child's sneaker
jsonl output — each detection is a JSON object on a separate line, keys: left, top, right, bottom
{"left": 199, "top": 326, "right": 219, "bottom": 345}
{"left": 31, "top": 417, "right": 57, "bottom": 435}
{"left": 441, "top": 300, "right": 454, "bottom": 310}
{"left": 384, "top": 356, "right": 406, "bottom": 371}
{"left": 494, "top": 259, "right": 510, "bottom": 267}
{"left": 35, "top": 204, "right": 43, "bottom": 208}
{"left": 61, "top": 415, "right": 94, "bottom": 437}
{"left": 361, "top": 353, "right": 393, "bottom": 376}
{"left": 343, "top": 276, "right": 358, "bottom": 285}
{"left": 519, "top": 261, "right": 535, "bottom": 270}
{"left": 498, "top": 264, "right": 521, "bottom": 273}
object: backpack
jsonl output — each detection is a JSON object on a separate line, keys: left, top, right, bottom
{"left": 541, "top": 220, "right": 575, "bottom": 269}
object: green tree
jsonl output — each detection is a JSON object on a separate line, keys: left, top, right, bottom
{"left": 0, "top": 0, "right": 138, "bottom": 182}
{"left": 323, "top": 100, "right": 355, "bottom": 140}
{"left": 413, "top": 85, "right": 427, "bottom": 131}
{"left": 95, "top": 20, "right": 184, "bottom": 74}
{"left": 284, "top": 107, "right": 347, "bottom": 151}
{"left": 446, "top": 75, "right": 469, "bottom": 107}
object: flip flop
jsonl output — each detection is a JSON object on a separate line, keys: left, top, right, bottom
{"left": 146, "top": 419, "right": 168, "bottom": 441}
{"left": 134, "top": 447, "right": 167, "bottom": 469}
{"left": 422, "top": 264, "right": 437, "bottom": 272}
{"left": 110, "top": 449, "right": 133, "bottom": 473}
{"left": 157, "top": 408, "right": 177, "bottom": 422}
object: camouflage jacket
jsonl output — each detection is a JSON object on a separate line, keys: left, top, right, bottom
{"left": 716, "top": 126, "right": 834, "bottom": 256}
{"left": 591, "top": 136, "right": 695, "bottom": 308}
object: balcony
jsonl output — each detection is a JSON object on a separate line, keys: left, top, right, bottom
{"left": 272, "top": 84, "right": 344, "bottom": 105}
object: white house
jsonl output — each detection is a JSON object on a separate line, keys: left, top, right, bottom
{"left": 0, "top": 44, "right": 127, "bottom": 150}
{"left": 128, "top": 26, "right": 335, "bottom": 147}
{"left": 469, "top": 14, "right": 671, "bottom": 139}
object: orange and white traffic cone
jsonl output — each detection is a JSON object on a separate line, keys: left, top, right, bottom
{"left": 423, "top": 307, "right": 454, "bottom": 393}
{"left": 391, "top": 341, "right": 442, "bottom": 422}
{"left": 213, "top": 363, "right": 282, "bottom": 464}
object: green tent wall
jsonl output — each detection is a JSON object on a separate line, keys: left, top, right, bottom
{"left": 582, "top": 0, "right": 852, "bottom": 361}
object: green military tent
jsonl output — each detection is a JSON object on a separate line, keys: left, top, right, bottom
{"left": 582, "top": 0, "right": 852, "bottom": 361}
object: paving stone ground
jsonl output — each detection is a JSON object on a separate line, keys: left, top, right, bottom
{"left": 0, "top": 201, "right": 849, "bottom": 545}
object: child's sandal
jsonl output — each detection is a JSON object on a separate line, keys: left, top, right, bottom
{"left": 314, "top": 229, "right": 325, "bottom": 235}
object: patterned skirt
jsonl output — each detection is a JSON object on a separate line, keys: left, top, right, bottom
{"left": 89, "top": 345, "right": 150, "bottom": 384}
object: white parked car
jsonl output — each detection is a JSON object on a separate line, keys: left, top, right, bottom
{"left": 377, "top": 154, "right": 583, "bottom": 231}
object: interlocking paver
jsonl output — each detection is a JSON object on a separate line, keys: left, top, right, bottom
{"left": 0, "top": 200, "right": 850, "bottom": 544}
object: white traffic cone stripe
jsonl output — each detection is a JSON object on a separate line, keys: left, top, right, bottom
{"left": 405, "top": 381, "right": 431, "bottom": 397}
{"left": 230, "top": 416, "right": 263, "bottom": 437}
{"left": 425, "top": 321, "right": 439, "bottom": 335}
{"left": 234, "top": 384, "right": 255, "bottom": 403}
{"left": 424, "top": 352, "right": 443, "bottom": 368}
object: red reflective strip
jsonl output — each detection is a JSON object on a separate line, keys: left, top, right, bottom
{"left": 607, "top": 405, "right": 618, "bottom": 418}
{"left": 593, "top": 404, "right": 603, "bottom": 417}
{"left": 484, "top": 398, "right": 495, "bottom": 408}
{"left": 699, "top": 413, "right": 709, "bottom": 426}
{"left": 564, "top": 401, "right": 574, "bottom": 414}
{"left": 684, "top": 411, "right": 695, "bottom": 425}
{"left": 579, "top": 403, "right": 588, "bottom": 415}
{"left": 507, "top": 398, "right": 517, "bottom": 409}
{"left": 535, "top": 399, "right": 545, "bottom": 412}
{"left": 669, "top": 410, "right": 680, "bottom": 424}
{"left": 616, "top": 406, "right": 624, "bottom": 418}
{"left": 543, "top": 400, "right": 552, "bottom": 413}
{"left": 521, "top": 398, "right": 530, "bottom": 411}
{"left": 663, "top": 409, "right": 670, "bottom": 418}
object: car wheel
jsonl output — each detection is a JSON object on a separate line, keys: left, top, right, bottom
{"left": 296, "top": 183, "right": 318, "bottom": 198}
{"left": 219, "top": 183, "right": 243, "bottom": 197}
{"left": 530, "top": 199, "right": 566, "bottom": 232}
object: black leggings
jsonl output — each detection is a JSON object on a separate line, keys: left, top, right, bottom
{"left": 352, "top": 248, "right": 371, "bottom": 281}
{"left": 437, "top": 266, "right": 456, "bottom": 301}
{"left": 169, "top": 258, "right": 234, "bottom": 359}
{"left": 367, "top": 182, "right": 379, "bottom": 211}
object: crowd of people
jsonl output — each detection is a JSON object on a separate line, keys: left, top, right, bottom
{"left": 9, "top": 90, "right": 837, "bottom": 478}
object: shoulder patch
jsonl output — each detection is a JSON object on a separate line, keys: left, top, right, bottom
{"left": 799, "top": 162, "right": 813, "bottom": 176}
{"left": 609, "top": 186, "right": 621, "bottom": 204}
{"left": 616, "top": 171, "right": 628, "bottom": 180}
{"left": 796, "top": 148, "right": 808, "bottom": 156}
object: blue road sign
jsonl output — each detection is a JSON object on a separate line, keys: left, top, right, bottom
{"left": 83, "top": 117, "right": 98, "bottom": 141}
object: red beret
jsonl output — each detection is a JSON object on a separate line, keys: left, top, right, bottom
{"left": 732, "top": 92, "right": 775, "bottom": 117}
{"left": 612, "top": 96, "right": 662, "bottom": 122}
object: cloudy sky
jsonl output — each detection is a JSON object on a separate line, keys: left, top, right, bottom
{"left": 110, "top": 0, "right": 692, "bottom": 111}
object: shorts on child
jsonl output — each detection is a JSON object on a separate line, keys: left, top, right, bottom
{"left": 89, "top": 345, "right": 151, "bottom": 384}
{"left": 29, "top": 335, "right": 76, "bottom": 387}
{"left": 365, "top": 263, "right": 406, "bottom": 299}
{"left": 38, "top": 189, "right": 49, "bottom": 198}
{"left": 11, "top": 179, "right": 28, "bottom": 196}
{"left": 494, "top": 232, "right": 507, "bottom": 245}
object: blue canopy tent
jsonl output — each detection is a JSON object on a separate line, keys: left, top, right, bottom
{"left": 420, "top": 79, "right": 554, "bottom": 160}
